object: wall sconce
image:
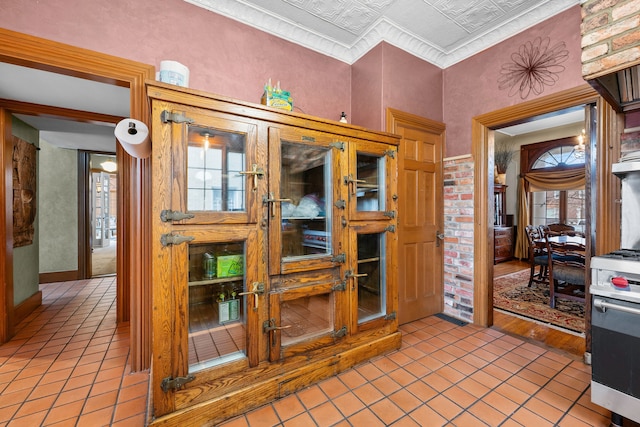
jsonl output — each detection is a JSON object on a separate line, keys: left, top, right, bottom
{"left": 101, "top": 160, "right": 117, "bottom": 172}
{"left": 574, "top": 129, "right": 586, "bottom": 158}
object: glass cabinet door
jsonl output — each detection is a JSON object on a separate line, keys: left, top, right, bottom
{"left": 187, "top": 240, "right": 248, "bottom": 372}
{"left": 167, "top": 109, "right": 261, "bottom": 224}
{"left": 347, "top": 141, "right": 396, "bottom": 221}
{"left": 267, "top": 269, "right": 345, "bottom": 362}
{"left": 268, "top": 127, "right": 343, "bottom": 275}
{"left": 348, "top": 223, "right": 396, "bottom": 331}
{"left": 170, "top": 226, "right": 262, "bottom": 407}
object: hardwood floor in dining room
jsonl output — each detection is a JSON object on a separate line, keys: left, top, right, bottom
{"left": 492, "top": 259, "right": 586, "bottom": 357}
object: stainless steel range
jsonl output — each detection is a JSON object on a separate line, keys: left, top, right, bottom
{"left": 590, "top": 150, "right": 640, "bottom": 426}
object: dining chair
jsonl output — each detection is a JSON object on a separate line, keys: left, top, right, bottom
{"left": 545, "top": 234, "right": 586, "bottom": 309}
{"left": 547, "top": 223, "right": 575, "bottom": 233}
{"left": 525, "top": 225, "right": 548, "bottom": 287}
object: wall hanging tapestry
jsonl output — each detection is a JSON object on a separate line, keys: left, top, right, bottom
{"left": 13, "top": 136, "right": 37, "bottom": 247}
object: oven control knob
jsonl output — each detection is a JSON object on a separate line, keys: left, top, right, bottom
{"left": 611, "top": 276, "right": 630, "bottom": 290}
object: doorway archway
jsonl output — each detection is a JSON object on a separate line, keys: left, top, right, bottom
{"left": 471, "top": 84, "right": 621, "bottom": 334}
{"left": 0, "top": 28, "right": 154, "bottom": 370}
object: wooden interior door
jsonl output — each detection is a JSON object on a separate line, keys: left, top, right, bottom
{"left": 387, "top": 109, "right": 444, "bottom": 324}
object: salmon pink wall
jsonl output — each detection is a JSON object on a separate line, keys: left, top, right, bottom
{"left": 382, "top": 43, "right": 443, "bottom": 124}
{"left": 352, "top": 43, "right": 443, "bottom": 131}
{"left": 0, "top": 0, "right": 351, "bottom": 121}
{"left": 352, "top": 45, "right": 384, "bottom": 130}
{"left": 443, "top": 6, "right": 586, "bottom": 157}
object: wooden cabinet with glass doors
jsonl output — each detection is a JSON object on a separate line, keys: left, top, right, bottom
{"left": 147, "top": 81, "right": 400, "bottom": 427}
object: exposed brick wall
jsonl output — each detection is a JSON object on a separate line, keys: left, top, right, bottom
{"left": 443, "top": 155, "right": 474, "bottom": 322}
{"left": 621, "top": 130, "right": 640, "bottom": 154}
{"left": 581, "top": 0, "right": 640, "bottom": 78}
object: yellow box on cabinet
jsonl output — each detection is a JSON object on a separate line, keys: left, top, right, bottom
{"left": 217, "top": 255, "right": 244, "bottom": 277}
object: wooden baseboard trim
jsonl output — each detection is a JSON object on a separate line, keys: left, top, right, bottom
{"left": 149, "top": 332, "right": 402, "bottom": 426}
{"left": 14, "top": 291, "right": 42, "bottom": 325}
{"left": 39, "top": 271, "right": 79, "bottom": 284}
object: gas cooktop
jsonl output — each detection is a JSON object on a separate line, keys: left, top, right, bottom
{"left": 599, "top": 249, "right": 640, "bottom": 261}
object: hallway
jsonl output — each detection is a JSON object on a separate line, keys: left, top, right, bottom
{"left": 0, "top": 277, "right": 619, "bottom": 426}
{"left": 0, "top": 277, "right": 148, "bottom": 426}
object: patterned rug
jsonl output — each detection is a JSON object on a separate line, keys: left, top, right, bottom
{"left": 493, "top": 269, "right": 585, "bottom": 333}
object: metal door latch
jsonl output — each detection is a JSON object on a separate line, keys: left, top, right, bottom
{"left": 160, "top": 233, "right": 195, "bottom": 247}
{"left": 161, "top": 375, "right": 195, "bottom": 392}
{"left": 160, "top": 209, "right": 195, "bottom": 222}
{"left": 263, "top": 318, "right": 292, "bottom": 346}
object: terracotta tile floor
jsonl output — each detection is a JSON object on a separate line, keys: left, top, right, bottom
{"left": 0, "top": 277, "right": 149, "bottom": 426}
{"left": 0, "top": 277, "right": 627, "bottom": 427}
{"left": 222, "top": 318, "right": 617, "bottom": 427}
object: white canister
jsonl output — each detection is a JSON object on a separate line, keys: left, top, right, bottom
{"left": 158, "top": 60, "right": 189, "bottom": 87}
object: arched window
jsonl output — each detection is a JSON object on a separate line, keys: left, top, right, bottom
{"left": 532, "top": 145, "right": 584, "bottom": 169}
{"left": 522, "top": 138, "right": 586, "bottom": 231}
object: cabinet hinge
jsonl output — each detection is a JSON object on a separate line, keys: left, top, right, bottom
{"left": 331, "top": 253, "right": 346, "bottom": 264}
{"left": 160, "top": 209, "right": 195, "bottom": 222}
{"left": 385, "top": 311, "right": 397, "bottom": 320}
{"left": 332, "top": 326, "right": 348, "bottom": 339}
{"left": 384, "top": 225, "right": 396, "bottom": 233}
{"left": 384, "top": 149, "right": 396, "bottom": 158}
{"left": 334, "top": 200, "right": 346, "bottom": 209}
{"left": 383, "top": 210, "right": 396, "bottom": 218}
{"left": 329, "top": 141, "right": 345, "bottom": 151}
{"left": 160, "top": 110, "right": 194, "bottom": 124}
{"left": 332, "top": 282, "right": 347, "bottom": 292}
{"left": 160, "top": 232, "right": 195, "bottom": 247}
{"left": 161, "top": 375, "right": 195, "bottom": 393}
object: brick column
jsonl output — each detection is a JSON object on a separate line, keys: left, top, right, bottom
{"left": 443, "top": 155, "right": 474, "bottom": 322}
{"left": 581, "top": 0, "right": 640, "bottom": 78}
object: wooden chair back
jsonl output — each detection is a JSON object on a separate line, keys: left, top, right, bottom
{"left": 547, "top": 223, "right": 575, "bottom": 233}
{"left": 545, "top": 233, "right": 586, "bottom": 308}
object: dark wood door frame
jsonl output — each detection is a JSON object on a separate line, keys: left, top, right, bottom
{"left": 0, "top": 28, "right": 154, "bottom": 371}
{"left": 472, "top": 84, "right": 623, "bottom": 334}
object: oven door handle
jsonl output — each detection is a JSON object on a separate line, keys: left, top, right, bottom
{"left": 593, "top": 298, "right": 640, "bottom": 315}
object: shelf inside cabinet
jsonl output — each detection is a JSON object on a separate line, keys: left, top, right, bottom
{"left": 189, "top": 276, "right": 243, "bottom": 287}
{"left": 357, "top": 257, "right": 380, "bottom": 264}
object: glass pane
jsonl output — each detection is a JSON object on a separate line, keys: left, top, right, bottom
{"left": 187, "top": 242, "right": 246, "bottom": 372}
{"left": 281, "top": 293, "right": 333, "bottom": 346}
{"left": 357, "top": 233, "right": 386, "bottom": 323}
{"left": 531, "top": 191, "right": 563, "bottom": 226}
{"left": 356, "top": 153, "right": 384, "bottom": 211}
{"left": 532, "top": 145, "right": 585, "bottom": 169}
{"left": 280, "top": 142, "right": 331, "bottom": 258}
{"left": 186, "top": 126, "right": 246, "bottom": 212}
{"left": 567, "top": 190, "right": 586, "bottom": 232}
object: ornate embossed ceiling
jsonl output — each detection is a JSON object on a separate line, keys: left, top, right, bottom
{"left": 185, "top": 0, "right": 579, "bottom": 68}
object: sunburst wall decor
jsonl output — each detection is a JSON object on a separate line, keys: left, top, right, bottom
{"left": 498, "top": 36, "right": 569, "bottom": 99}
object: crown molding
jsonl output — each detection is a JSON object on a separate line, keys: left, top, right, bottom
{"left": 185, "top": 0, "right": 579, "bottom": 68}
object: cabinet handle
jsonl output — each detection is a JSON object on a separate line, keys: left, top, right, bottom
{"left": 238, "top": 164, "right": 265, "bottom": 191}
{"left": 263, "top": 319, "right": 292, "bottom": 346}
{"left": 237, "top": 282, "right": 264, "bottom": 311}
{"left": 263, "top": 193, "right": 293, "bottom": 217}
{"left": 344, "top": 175, "right": 367, "bottom": 196}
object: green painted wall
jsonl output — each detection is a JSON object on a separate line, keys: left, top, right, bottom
{"left": 38, "top": 139, "right": 78, "bottom": 273}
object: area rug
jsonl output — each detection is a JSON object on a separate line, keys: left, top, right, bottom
{"left": 493, "top": 269, "right": 585, "bottom": 334}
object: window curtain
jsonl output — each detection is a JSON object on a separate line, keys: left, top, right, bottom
{"left": 513, "top": 168, "right": 585, "bottom": 259}
{"left": 514, "top": 177, "right": 529, "bottom": 259}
